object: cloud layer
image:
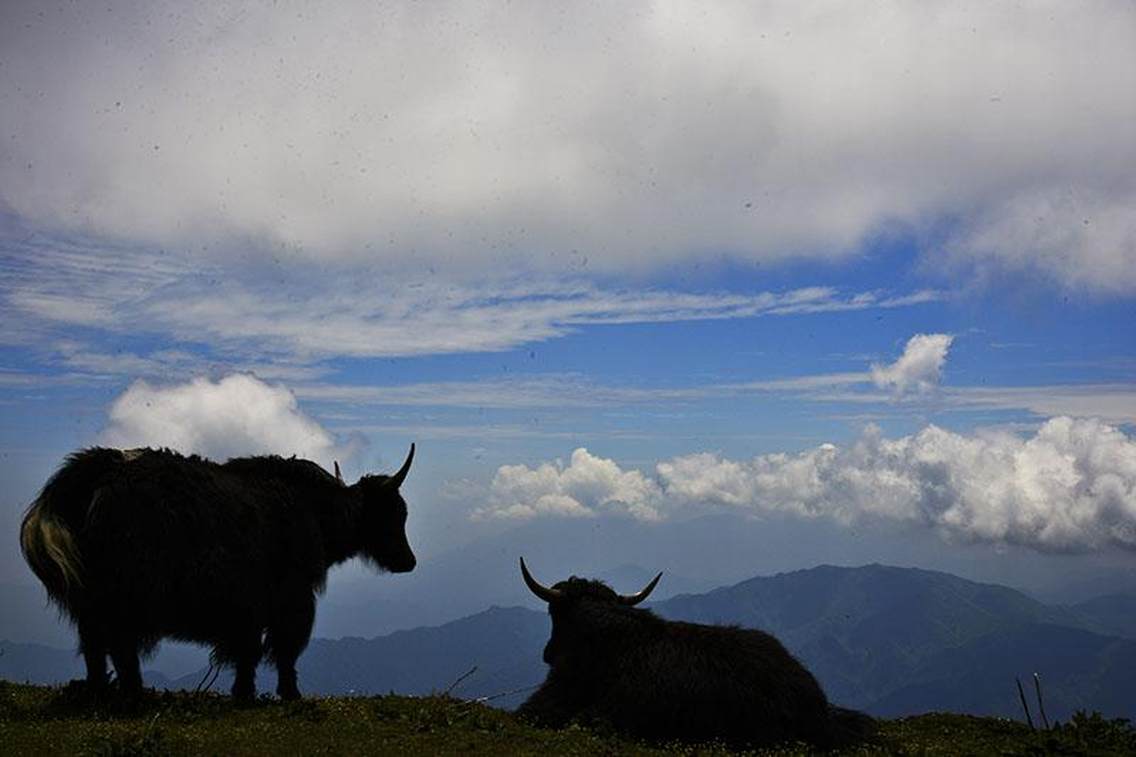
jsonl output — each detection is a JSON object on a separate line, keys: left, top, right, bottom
{"left": 2, "top": 1, "right": 1133, "bottom": 291}
{"left": 481, "top": 418, "right": 1136, "bottom": 554}
{"left": 2, "top": 234, "right": 938, "bottom": 360}
{"left": 101, "top": 374, "right": 345, "bottom": 468}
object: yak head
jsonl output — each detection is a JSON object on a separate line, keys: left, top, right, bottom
{"left": 353, "top": 444, "right": 417, "bottom": 573}
{"left": 520, "top": 557, "right": 662, "bottom": 668}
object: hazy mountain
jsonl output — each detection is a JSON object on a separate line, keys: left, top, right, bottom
{"left": 1067, "top": 594, "right": 1136, "bottom": 641}
{"left": 654, "top": 565, "right": 1135, "bottom": 719}
{"left": 654, "top": 564, "right": 1084, "bottom": 708}
{"left": 0, "top": 640, "right": 83, "bottom": 685}
{"left": 163, "top": 605, "right": 550, "bottom": 709}
{"left": 868, "top": 622, "right": 1136, "bottom": 720}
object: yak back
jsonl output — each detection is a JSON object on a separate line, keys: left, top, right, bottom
{"left": 37, "top": 447, "right": 347, "bottom": 650}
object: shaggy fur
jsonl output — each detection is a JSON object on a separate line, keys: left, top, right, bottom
{"left": 21, "top": 447, "right": 416, "bottom": 700}
{"left": 518, "top": 575, "right": 871, "bottom": 749}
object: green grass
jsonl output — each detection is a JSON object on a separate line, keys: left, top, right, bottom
{"left": 1, "top": 681, "right": 1132, "bottom": 756}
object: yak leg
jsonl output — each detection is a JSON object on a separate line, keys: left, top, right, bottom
{"left": 229, "top": 629, "right": 264, "bottom": 702}
{"left": 77, "top": 618, "right": 108, "bottom": 691}
{"left": 108, "top": 636, "right": 143, "bottom": 696}
{"left": 268, "top": 592, "right": 315, "bottom": 701}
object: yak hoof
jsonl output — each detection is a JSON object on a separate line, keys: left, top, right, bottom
{"left": 277, "top": 685, "right": 302, "bottom": 701}
{"left": 231, "top": 683, "right": 256, "bottom": 703}
{"left": 82, "top": 676, "right": 109, "bottom": 694}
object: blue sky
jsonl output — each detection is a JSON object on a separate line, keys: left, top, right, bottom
{"left": 1, "top": 2, "right": 1134, "bottom": 609}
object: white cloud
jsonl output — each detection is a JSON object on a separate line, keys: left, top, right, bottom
{"left": 296, "top": 375, "right": 710, "bottom": 410}
{"left": 871, "top": 334, "right": 954, "bottom": 396}
{"left": 2, "top": 236, "right": 939, "bottom": 359}
{"left": 1, "top": 1, "right": 1133, "bottom": 292}
{"left": 483, "top": 418, "right": 1136, "bottom": 554}
{"left": 294, "top": 371, "right": 1136, "bottom": 427}
{"left": 101, "top": 374, "right": 347, "bottom": 468}
{"left": 944, "top": 385, "right": 1136, "bottom": 426}
{"left": 476, "top": 447, "right": 664, "bottom": 521}
{"left": 947, "top": 188, "right": 1136, "bottom": 294}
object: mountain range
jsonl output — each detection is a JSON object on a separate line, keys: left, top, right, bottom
{"left": 3, "top": 564, "right": 1133, "bottom": 721}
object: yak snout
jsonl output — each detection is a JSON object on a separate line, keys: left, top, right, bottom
{"left": 389, "top": 551, "right": 416, "bottom": 573}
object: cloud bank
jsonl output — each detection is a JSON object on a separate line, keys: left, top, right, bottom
{"left": 480, "top": 418, "right": 1136, "bottom": 554}
{"left": 2, "top": 1, "right": 1133, "bottom": 291}
{"left": 101, "top": 374, "right": 345, "bottom": 468}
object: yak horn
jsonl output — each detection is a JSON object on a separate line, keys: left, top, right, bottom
{"left": 333, "top": 461, "right": 345, "bottom": 485}
{"left": 618, "top": 571, "right": 663, "bottom": 606}
{"left": 387, "top": 443, "right": 415, "bottom": 488}
{"left": 520, "top": 557, "right": 562, "bottom": 602}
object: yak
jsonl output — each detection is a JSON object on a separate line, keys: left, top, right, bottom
{"left": 20, "top": 445, "right": 417, "bottom": 701}
{"left": 517, "top": 558, "right": 872, "bottom": 749}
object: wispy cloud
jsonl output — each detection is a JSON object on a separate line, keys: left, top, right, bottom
{"left": 297, "top": 373, "right": 1135, "bottom": 426}
{"left": 2, "top": 232, "right": 943, "bottom": 364}
{"left": 284, "top": 327, "right": 1132, "bottom": 427}
{"left": 944, "top": 385, "right": 1136, "bottom": 426}
{"left": 295, "top": 375, "right": 707, "bottom": 410}
{"left": 47, "top": 341, "right": 333, "bottom": 384}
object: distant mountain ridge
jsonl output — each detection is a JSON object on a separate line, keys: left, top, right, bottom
{"left": 4, "top": 564, "right": 1133, "bottom": 720}
{"left": 654, "top": 564, "right": 1134, "bottom": 718}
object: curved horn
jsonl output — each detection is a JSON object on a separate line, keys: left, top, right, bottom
{"left": 333, "top": 461, "right": 345, "bottom": 485}
{"left": 520, "top": 557, "right": 561, "bottom": 603}
{"left": 618, "top": 571, "right": 663, "bottom": 606}
{"left": 387, "top": 443, "right": 415, "bottom": 488}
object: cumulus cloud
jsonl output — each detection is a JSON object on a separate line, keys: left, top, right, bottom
{"left": 1, "top": 1, "right": 1133, "bottom": 291}
{"left": 475, "top": 448, "right": 663, "bottom": 521}
{"left": 483, "top": 418, "right": 1136, "bottom": 554}
{"left": 871, "top": 334, "right": 953, "bottom": 396}
{"left": 101, "top": 374, "right": 346, "bottom": 468}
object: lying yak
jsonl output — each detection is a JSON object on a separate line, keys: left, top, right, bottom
{"left": 517, "top": 558, "right": 872, "bottom": 748}
{"left": 21, "top": 445, "right": 417, "bottom": 700}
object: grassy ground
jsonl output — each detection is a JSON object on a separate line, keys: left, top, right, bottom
{"left": 1, "top": 681, "right": 1132, "bottom": 756}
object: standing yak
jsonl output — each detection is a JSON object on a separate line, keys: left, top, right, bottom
{"left": 517, "top": 558, "right": 872, "bottom": 749}
{"left": 20, "top": 445, "right": 417, "bottom": 700}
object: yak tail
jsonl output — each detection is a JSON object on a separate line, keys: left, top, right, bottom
{"left": 19, "top": 447, "right": 125, "bottom": 604}
{"left": 20, "top": 496, "right": 84, "bottom": 601}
